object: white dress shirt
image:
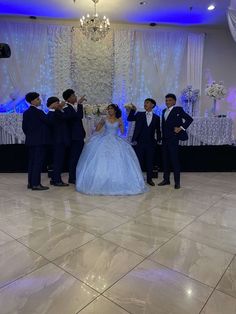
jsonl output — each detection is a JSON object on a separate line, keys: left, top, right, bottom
{"left": 164, "top": 105, "right": 185, "bottom": 130}
{"left": 66, "top": 102, "right": 77, "bottom": 111}
{"left": 146, "top": 111, "right": 153, "bottom": 126}
{"left": 164, "top": 105, "right": 174, "bottom": 120}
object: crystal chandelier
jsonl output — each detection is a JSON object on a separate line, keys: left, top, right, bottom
{"left": 78, "top": 0, "right": 110, "bottom": 42}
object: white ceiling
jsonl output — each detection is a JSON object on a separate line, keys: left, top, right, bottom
{"left": 0, "top": 0, "right": 231, "bottom": 27}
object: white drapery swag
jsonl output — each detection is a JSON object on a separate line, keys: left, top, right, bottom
{"left": 187, "top": 33, "right": 205, "bottom": 93}
{"left": 228, "top": 8, "right": 236, "bottom": 42}
{"left": 113, "top": 29, "right": 205, "bottom": 113}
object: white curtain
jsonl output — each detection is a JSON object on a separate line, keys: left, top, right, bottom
{"left": 0, "top": 21, "right": 72, "bottom": 111}
{"left": 187, "top": 33, "right": 205, "bottom": 92}
{"left": 228, "top": 8, "right": 236, "bottom": 42}
{"left": 0, "top": 22, "right": 48, "bottom": 107}
{"left": 0, "top": 21, "right": 204, "bottom": 114}
{"left": 113, "top": 29, "right": 205, "bottom": 113}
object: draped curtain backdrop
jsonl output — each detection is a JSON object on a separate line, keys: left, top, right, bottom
{"left": 113, "top": 29, "right": 205, "bottom": 115}
{"left": 0, "top": 21, "right": 204, "bottom": 115}
{"left": 228, "top": 1, "right": 236, "bottom": 42}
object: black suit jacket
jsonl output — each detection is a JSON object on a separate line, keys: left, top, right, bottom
{"left": 47, "top": 110, "right": 71, "bottom": 146}
{"left": 22, "top": 106, "right": 51, "bottom": 146}
{"left": 127, "top": 110, "right": 161, "bottom": 144}
{"left": 162, "top": 106, "right": 193, "bottom": 141}
{"left": 63, "top": 104, "right": 86, "bottom": 141}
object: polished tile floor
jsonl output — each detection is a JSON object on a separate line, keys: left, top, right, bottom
{"left": 0, "top": 172, "right": 236, "bottom": 314}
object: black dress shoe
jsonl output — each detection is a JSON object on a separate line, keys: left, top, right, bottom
{"left": 27, "top": 184, "right": 32, "bottom": 189}
{"left": 68, "top": 179, "right": 75, "bottom": 184}
{"left": 54, "top": 182, "right": 69, "bottom": 187}
{"left": 147, "top": 180, "right": 155, "bottom": 186}
{"left": 40, "top": 184, "right": 49, "bottom": 189}
{"left": 174, "top": 184, "right": 180, "bottom": 189}
{"left": 158, "top": 180, "right": 170, "bottom": 186}
{"left": 31, "top": 185, "right": 49, "bottom": 191}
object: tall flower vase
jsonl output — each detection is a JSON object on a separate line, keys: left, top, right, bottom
{"left": 212, "top": 98, "right": 217, "bottom": 116}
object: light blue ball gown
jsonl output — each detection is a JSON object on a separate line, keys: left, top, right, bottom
{"left": 76, "top": 120, "right": 148, "bottom": 195}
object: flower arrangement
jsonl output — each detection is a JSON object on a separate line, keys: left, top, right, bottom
{"left": 180, "top": 85, "right": 200, "bottom": 115}
{"left": 84, "top": 104, "right": 108, "bottom": 117}
{"left": 205, "top": 81, "right": 227, "bottom": 100}
{"left": 205, "top": 81, "right": 227, "bottom": 115}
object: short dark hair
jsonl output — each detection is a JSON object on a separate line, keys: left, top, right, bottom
{"left": 25, "top": 92, "right": 40, "bottom": 104}
{"left": 47, "top": 96, "right": 59, "bottom": 107}
{"left": 107, "top": 104, "right": 122, "bottom": 118}
{"left": 165, "top": 93, "right": 176, "bottom": 101}
{"left": 145, "top": 98, "right": 156, "bottom": 107}
{"left": 62, "top": 89, "right": 75, "bottom": 101}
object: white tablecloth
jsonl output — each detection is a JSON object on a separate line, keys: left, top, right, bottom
{"left": 0, "top": 114, "right": 234, "bottom": 146}
{"left": 0, "top": 113, "right": 104, "bottom": 144}
{"left": 180, "top": 117, "right": 235, "bottom": 145}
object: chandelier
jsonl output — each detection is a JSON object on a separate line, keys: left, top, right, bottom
{"left": 77, "top": 0, "right": 110, "bottom": 42}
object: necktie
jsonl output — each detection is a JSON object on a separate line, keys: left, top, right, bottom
{"left": 164, "top": 108, "right": 170, "bottom": 120}
{"left": 146, "top": 112, "right": 152, "bottom": 126}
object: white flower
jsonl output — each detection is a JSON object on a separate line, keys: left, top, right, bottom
{"left": 205, "top": 82, "right": 227, "bottom": 100}
{"left": 84, "top": 103, "right": 108, "bottom": 116}
{"left": 180, "top": 86, "right": 199, "bottom": 104}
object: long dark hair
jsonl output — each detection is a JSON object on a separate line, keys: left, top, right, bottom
{"left": 107, "top": 104, "right": 122, "bottom": 119}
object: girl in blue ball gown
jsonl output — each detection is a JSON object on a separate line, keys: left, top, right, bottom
{"left": 76, "top": 104, "right": 148, "bottom": 195}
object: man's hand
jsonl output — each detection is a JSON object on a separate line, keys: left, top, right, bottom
{"left": 174, "top": 127, "right": 182, "bottom": 134}
{"left": 55, "top": 101, "right": 65, "bottom": 110}
{"left": 78, "top": 95, "right": 87, "bottom": 104}
{"left": 131, "top": 104, "right": 137, "bottom": 111}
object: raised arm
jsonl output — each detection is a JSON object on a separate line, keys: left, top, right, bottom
{"left": 76, "top": 104, "right": 84, "bottom": 119}
{"left": 127, "top": 105, "right": 138, "bottom": 122}
{"left": 95, "top": 118, "right": 105, "bottom": 132}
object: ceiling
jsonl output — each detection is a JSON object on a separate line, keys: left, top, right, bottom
{"left": 0, "top": 0, "right": 231, "bottom": 27}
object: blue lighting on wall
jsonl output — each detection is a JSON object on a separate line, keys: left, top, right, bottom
{"left": 0, "top": 98, "right": 28, "bottom": 113}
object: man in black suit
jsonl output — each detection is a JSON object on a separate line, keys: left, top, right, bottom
{"left": 127, "top": 98, "right": 161, "bottom": 186}
{"left": 22, "top": 92, "right": 50, "bottom": 190}
{"left": 62, "top": 89, "right": 86, "bottom": 184}
{"left": 46, "top": 97, "right": 70, "bottom": 187}
{"left": 158, "top": 93, "right": 193, "bottom": 189}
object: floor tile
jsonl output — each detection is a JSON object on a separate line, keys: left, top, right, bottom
{"left": 102, "top": 221, "right": 174, "bottom": 256}
{"left": 150, "top": 236, "right": 233, "bottom": 287}
{"left": 65, "top": 209, "right": 128, "bottom": 235}
{"left": 0, "top": 240, "right": 48, "bottom": 288}
{"left": 54, "top": 238, "right": 143, "bottom": 292}
{"left": 201, "top": 290, "right": 236, "bottom": 314}
{"left": 18, "top": 222, "right": 95, "bottom": 261}
{"left": 217, "top": 256, "right": 236, "bottom": 298}
{"left": 104, "top": 259, "right": 212, "bottom": 314}
{"left": 134, "top": 208, "right": 195, "bottom": 233}
{"left": 179, "top": 221, "right": 236, "bottom": 254}
{"left": 0, "top": 211, "right": 60, "bottom": 238}
{"left": 79, "top": 296, "right": 129, "bottom": 313}
{"left": 0, "top": 263, "right": 98, "bottom": 314}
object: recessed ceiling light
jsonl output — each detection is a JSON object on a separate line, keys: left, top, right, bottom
{"left": 208, "top": 4, "right": 215, "bottom": 11}
{"left": 140, "top": 1, "right": 147, "bottom": 5}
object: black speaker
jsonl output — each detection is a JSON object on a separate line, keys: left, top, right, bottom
{"left": 0, "top": 43, "right": 11, "bottom": 58}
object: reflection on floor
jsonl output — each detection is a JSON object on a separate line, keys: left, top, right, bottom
{"left": 0, "top": 172, "right": 236, "bottom": 313}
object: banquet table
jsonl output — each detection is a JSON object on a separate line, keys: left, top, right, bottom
{"left": 0, "top": 114, "right": 234, "bottom": 146}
